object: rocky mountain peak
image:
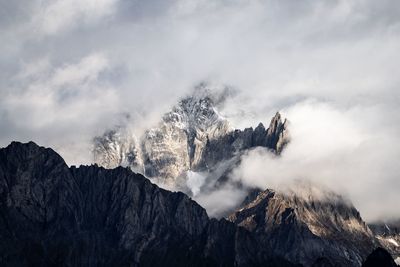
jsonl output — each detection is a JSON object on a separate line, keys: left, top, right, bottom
{"left": 93, "top": 85, "right": 290, "bottom": 193}
{"left": 255, "top": 122, "right": 265, "bottom": 130}
{"left": 161, "top": 85, "right": 231, "bottom": 133}
{"left": 5, "top": 141, "right": 62, "bottom": 161}
{"left": 266, "top": 112, "right": 289, "bottom": 153}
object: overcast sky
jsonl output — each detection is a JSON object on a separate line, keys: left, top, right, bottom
{"left": 1, "top": 0, "right": 400, "bottom": 221}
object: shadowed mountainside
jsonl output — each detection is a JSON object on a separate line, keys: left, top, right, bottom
{"left": 0, "top": 141, "right": 297, "bottom": 267}
{"left": 228, "top": 188, "right": 377, "bottom": 267}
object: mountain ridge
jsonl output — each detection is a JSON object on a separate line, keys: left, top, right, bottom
{"left": 0, "top": 141, "right": 298, "bottom": 267}
{"left": 228, "top": 188, "right": 378, "bottom": 266}
{"left": 1, "top": 141, "right": 397, "bottom": 266}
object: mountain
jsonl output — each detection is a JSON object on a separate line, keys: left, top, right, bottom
{"left": 88, "top": 86, "right": 400, "bottom": 265}
{"left": 3, "top": 142, "right": 399, "bottom": 266}
{"left": 0, "top": 141, "right": 298, "bottom": 267}
{"left": 93, "top": 85, "right": 289, "bottom": 194}
{"left": 228, "top": 187, "right": 378, "bottom": 267}
{"left": 369, "top": 221, "right": 400, "bottom": 264}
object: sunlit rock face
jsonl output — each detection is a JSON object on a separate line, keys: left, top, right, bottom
{"left": 140, "top": 86, "right": 232, "bottom": 186}
{"left": 93, "top": 127, "right": 144, "bottom": 173}
{"left": 93, "top": 85, "right": 289, "bottom": 192}
{"left": 228, "top": 186, "right": 377, "bottom": 267}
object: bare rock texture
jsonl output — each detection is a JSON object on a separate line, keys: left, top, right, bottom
{"left": 228, "top": 188, "right": 378, "bottom": 267}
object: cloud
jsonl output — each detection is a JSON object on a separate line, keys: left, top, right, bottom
{"left": 35, "top": 0, "right": 120, "bottom": 35}
{"left": 194, "top": 182, "right": 247, "bottom": 218}
{"left": 186, "top": 171, "right": 207, "bottom": 197}
{"left": 0, "top": 0, "right": 400, "bottom": 221}
{"left": 231, "top": 100, "right": 400, "bottom": 221}
{"left": 0, "top": 53, "right": 119, "bottom": 164}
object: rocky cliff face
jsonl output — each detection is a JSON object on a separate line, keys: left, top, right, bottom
{"left": 0, "top": 141, "right": 297, "bottom": 267}
{"left": 228, "top": 187, "right": 378, "bottom": 267}
{"left": 93, "top": 86, "right": 289, "bottom": 192}
{"left": 93, "top": 127, "right": 144, "bottom": 173}
{"left": 369, "top": 221, "right": 400, "bottom": 264}
{"left": 196, "top": 112, "right": 288, "bottom": 173}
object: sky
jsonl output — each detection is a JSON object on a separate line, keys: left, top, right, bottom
{"left": 1, "top": 0, "right": 400, "bottom": 221}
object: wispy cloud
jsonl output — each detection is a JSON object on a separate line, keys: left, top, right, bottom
{"left": 230, "top": 100, "right": 400, "bottom": 221}
{"left": 34, "top": 0, "right": 119, "bottom": 35}
{"left": 1, "top": 53, "right": 119, "bottom": 164}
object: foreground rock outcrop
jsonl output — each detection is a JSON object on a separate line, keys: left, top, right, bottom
{"left": 228, "top": 188, "right": 377, "bottom": 267}
{"left": 0, "top": 141, "right": 296, "bottom": 267}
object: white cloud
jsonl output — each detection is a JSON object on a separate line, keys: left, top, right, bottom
{"left": 231, "top": 100, "right": 400, "bottom": 221}
{"left": 36, "top": 0, "right": 119, "bottom": 35}
{"left": 186, "top": 171, "right": 206, "bottom": 197}
{"left": 194, "top": 183, "right": 247, "bottom": 218}
{"left": 1, "top": 53, "right": 119, "bottom": 164}
{"left": 51, "top": 53, "right": 108, "bottom": 86}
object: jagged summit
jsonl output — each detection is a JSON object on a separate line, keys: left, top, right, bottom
{"left": 93, "top": 85, "right": 289, "bottom": 193}
{"left": 160, "top": 83, "right": 232, "bottom": 132}
{"left": 4, "top": 141, "right": 67, "bottom": 167}
{"left": 267, "top": 112, "right": 289, "bottom": 153}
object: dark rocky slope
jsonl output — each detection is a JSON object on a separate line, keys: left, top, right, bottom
{"left": 0, "top": 141, "right": 296, "bottom": 267}
{"left": 362, "top": 247, "right": 398, "bottom": 267}
{"left": 228, "top": 189, "right": 378, "bottom": 267}
{"left": 369, "top": 221, "right": 400, "bottom": 263}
